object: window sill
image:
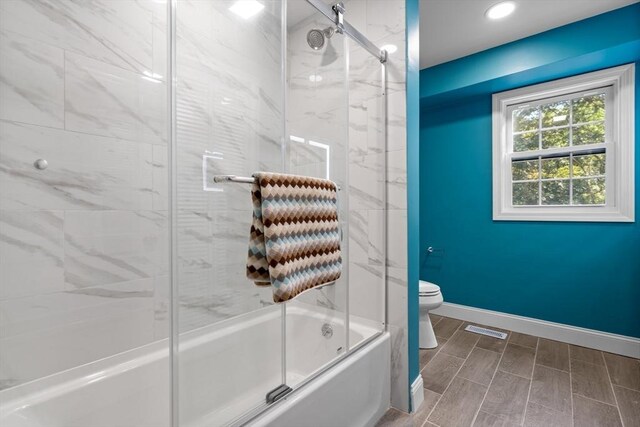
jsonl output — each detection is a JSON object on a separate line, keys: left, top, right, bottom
{"left": 493, "top": 208, "right": 635, "bottom": 222}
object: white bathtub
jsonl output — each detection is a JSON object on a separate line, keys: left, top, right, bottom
{"left": 0, "top": 303, "right": 389, "bottom": 427}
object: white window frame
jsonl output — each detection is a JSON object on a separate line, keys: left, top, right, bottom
{"left": 492, "top": 64, "right": 635, "bottom": 222}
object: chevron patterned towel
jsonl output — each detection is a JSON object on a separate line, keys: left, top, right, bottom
{"left": 246, "top": 172, "right": 342, "bottom": 303}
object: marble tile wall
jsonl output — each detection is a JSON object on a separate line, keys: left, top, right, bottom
{"left": 0, "top": 0, "right": 169, "bottom": 389}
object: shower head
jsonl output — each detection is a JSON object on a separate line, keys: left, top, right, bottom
{"left": 307, "top": 27, "right": 335, "bottom": 50}
{"left": 307, "top": 29, "right": 325, "bottom": 50}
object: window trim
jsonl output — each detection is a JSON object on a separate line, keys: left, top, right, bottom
{"left": 492, "top": 64, "right": 635, "bottom": 222}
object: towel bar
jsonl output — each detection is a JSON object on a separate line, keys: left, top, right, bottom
{"left": 213, "top": 175, "right": 257, "bottom": 184}
{"left": 315, "top": 280, "right": 336, "bottom": 290}
{"left": 213, "top": 174, "right": 341, "bottom": 190}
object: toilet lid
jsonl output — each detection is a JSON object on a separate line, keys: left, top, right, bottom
{"left": 419, "top": 281, "right": 440, "bottom": 294}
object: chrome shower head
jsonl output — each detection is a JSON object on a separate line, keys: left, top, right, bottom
{"left": 307, "top": 27, "right": 335, "bottom": 50}
{"left": 307, "top": 29, "right": 325, "bottom": 50}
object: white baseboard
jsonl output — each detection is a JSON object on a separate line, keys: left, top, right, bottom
{"left": 410, "top": 375, "right": 424, "bottom": 413}
{"left": 432, "top": 302, "right": 640, "bottom": 359}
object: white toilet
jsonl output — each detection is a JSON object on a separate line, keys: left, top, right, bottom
{"left": 419, "top": 280, "right": 444, "bottom": 349}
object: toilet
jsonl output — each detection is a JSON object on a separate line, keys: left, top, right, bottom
{"left": 419, "top": 280, "right": 444, "bottom": 349}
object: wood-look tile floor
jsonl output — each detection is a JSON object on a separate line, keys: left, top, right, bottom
{"left": 376, "top": 315, "right": 640, "bottom": 427}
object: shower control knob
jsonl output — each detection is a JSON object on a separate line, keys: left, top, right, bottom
{"left": 34, "top": 159, "right": 48, "bottom": 170}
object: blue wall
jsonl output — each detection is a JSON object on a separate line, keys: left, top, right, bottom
{"left": 419, "top": 4, "right": 640, "bottom": 338}
{"left": 406, "top": 0, "right": 421, "bottom": 408}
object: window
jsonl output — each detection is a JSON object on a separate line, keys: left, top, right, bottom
{"left": 492, "top": 65, "right": 635, "bottom": 222}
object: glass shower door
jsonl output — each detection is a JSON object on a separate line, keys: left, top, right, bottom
{"left": 173, "top": 0, "right": 385, "bottom": 425}
{"left": 174, "top": 1, "right": 285, "bottom": 425}
{"left": 346, "top": 10, "right": 387, "bottom": 348}
{"left": 284, "top": 0, "right": 349, "bottom": 388}
{"left": 0, "top": 1, "right": 171, "bottom": 426}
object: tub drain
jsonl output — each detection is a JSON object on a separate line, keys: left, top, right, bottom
{"left": 321, "top": 323, "right": 333, "bottom": 339}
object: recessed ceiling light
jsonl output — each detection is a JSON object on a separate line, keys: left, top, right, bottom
{"left": 229, "top": 0, "right": 264, "bottom": 19}
{"left": 485, "top": 1, "right": 516, "bottom": 20}
{"left": 381, "top": 44, "right": 398, "bottom": 54}
{"left": 309, "top": 74, "right": 323, "bottom": 82}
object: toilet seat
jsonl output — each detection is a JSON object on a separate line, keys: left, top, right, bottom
{"left": 419, "top": 281, "right": 441, "bottom": 296}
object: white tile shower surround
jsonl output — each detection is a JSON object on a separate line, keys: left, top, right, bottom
{"left": 0, "top": 0, "right": 409, "bottom": 418}
{"left": 64, "top": 51, "right": 167, "bottom": 144}
{"left": 0, "top": 0, "right": 169, "bottom": 390}
{"left": 0, "top": 31, "right": 64, "bottom": 128}
{"left": 0, "top": 303, "right": 386, "bottom": 427}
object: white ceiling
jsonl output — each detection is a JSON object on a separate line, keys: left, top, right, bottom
{"left": 420, "top": 0, "right": 639, "bottom": 69}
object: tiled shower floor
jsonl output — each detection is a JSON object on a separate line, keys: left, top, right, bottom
{"left": 376, "top": 315, "right": 640, "bottom": 427}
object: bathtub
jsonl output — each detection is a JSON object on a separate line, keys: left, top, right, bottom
{"left": 0, "top": 303, "right": 389, "bottom": 427}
